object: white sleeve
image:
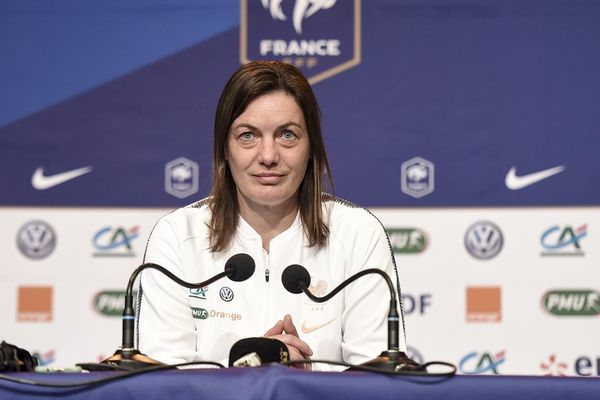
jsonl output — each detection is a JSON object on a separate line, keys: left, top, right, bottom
{"left": 339, "top": 212, "right": 406, "bottom": 366}
{"left": 136, "top": 216, "right": 199, "bottom": 364}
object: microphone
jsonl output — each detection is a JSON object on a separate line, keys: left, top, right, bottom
{"left": 228, "top": 338, "right": 290, "bottom": 367}
{"left": 281, "top": 264, "right": 421, "bottom": 372}
{"left": 84, "top": 253, "right": 255, "bottom": 371}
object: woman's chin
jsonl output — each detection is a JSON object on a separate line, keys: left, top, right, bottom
{"left": 242, "top": 192, "right": 297, "bottom": 209}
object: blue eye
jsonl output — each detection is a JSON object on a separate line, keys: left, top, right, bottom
{"left": 240, "top": 132, "right": 255, "bottom": 141}
{"left": 281, "top": 130, "right": 297, "bottom": 140}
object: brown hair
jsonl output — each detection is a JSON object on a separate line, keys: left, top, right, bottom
{"left": 208, "top": 60, "right": 333, "bottom": 252}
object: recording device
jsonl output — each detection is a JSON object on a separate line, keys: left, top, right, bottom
{"left": 81, "top": 253, "right": 256, "bottom": 371}
{"left": 228, "top": 337, "right": 289, "bottom": 367}
{"left": 0, "top": 341, "right": 38, "bottom": 372}
{"left": 281, "top": 264, "right": 421, "bottom": 372}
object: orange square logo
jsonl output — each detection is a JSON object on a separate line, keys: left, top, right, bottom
{"left": 17, "top": 286, "right": 53, "bottom": 322}
{"left": 466, "top": 287, "right": 501, "bottom": 322}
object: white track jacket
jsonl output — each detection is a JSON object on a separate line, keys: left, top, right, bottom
{"left": 137, "top": 195, "right": 406, "bottom": 371}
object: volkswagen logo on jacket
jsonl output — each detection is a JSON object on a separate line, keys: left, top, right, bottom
{"left": 219, "top": 287, "right": 234, "bottom": 302}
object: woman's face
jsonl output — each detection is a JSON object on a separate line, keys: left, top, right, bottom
{"left": 226, "top": 90, "right": 310, "bottom": 211}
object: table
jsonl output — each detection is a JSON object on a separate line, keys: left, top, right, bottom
{"left": 1, "top": 365, "right": 598, "bottom": 400}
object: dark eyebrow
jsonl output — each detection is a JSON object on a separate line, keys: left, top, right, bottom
{"left": 230, "top": 122, "right": 258, "bottom": 131}
{"left": 230, "top": 121, "right": 304, "bottom": 132}
{"left": 279, "top": 122, "right": 304, "bottom": 130}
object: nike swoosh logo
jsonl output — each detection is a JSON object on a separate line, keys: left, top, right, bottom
{"left": 505, "top": 165, "right": 565, "bottom": 190}
{"left": 31, "top": 166, "right": 93, "bottom": 190}
{"left": 301, "top": 318, "right": 336, "bottom": 334}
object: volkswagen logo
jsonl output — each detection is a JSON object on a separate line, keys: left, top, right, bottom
{"left": 464, "top": 221, "right": 503, "bottom": 260}
{"left": 16, "top": 220, "right": 57, "bottom": 259}
{"left": 219, "top": 287, "right": 234, "bottom": 302}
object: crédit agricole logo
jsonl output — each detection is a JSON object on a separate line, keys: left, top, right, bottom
{"left": 241, "top": 0, "right": 361, "bottom": 84}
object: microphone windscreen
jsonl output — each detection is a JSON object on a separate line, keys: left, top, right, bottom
{"left": 225, "top": 253, "right": 255, "bottom": 282}
{"left": 228, "top": 337, "right": 289, "bottom": 367}
{"left": 281, "top": 264, "right": 311, "bottom": 294}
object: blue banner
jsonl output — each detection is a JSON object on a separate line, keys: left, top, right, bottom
{"left": 1, "top": 0, "right": 599, "bottom": 207}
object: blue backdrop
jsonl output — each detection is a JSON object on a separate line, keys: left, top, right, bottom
{"left": 1, "top": 0, "right": 599, "bottom": 207}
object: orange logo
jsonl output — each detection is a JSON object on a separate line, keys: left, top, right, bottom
{"left": 466, "top": 287, "right": 501, "bottom": 322}
{"left": 18, "top": 286, "right": 53, "bottom": 322}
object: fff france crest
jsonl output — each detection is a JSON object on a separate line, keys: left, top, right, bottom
{"left": 241, "top": 0, "right": 361, "bottom": 84}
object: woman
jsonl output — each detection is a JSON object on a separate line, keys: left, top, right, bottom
{"left": 137, "top": 60, "right": 406, "bottom": 370}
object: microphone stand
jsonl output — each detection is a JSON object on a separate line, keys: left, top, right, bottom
{"left": 100, "top": 262, "right": 243, "bottom": 370}
{"left": 294, "top": 268, "right": 421, "bottom": 373}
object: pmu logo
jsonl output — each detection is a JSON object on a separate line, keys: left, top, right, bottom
{"left": 16, "top": 220, "right": 56, "bottom": 259}
{"left": 400, "top": 157, "right": 435, "bottom": 199}
{"left": 459, "top": 351, "right": 506, "bottom": 374}
{"left": 464, "top": 221, "right": 503, "bottom": 260}
{"left": 92, "top": 226, "right": 139, "bottom": 257}
{"left": 542, "top": 289, "right": 600, "bottom": 316}
{"left": 192, "top": 307, "right": 209, "bottom": 320}
{"left": 387, "top": 228, "right": 429, "bottom": 254}
{"left": 94, "top": 290, "right": 136, "bottom": 317}
{"left": 540, "top": 224, "right": 587, "bottom": 256}
{"left": 241, "top": 0, "right": 361, "bottom": 84}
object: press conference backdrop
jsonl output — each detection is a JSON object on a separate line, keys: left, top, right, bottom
{"left": 1, "top": 0, "right": 599, "bottom": 376}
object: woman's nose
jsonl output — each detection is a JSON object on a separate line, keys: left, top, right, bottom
{"left": 257, "top": 138, "right": 279, "bottom": 165}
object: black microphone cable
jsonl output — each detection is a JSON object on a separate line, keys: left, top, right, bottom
{"left": 121, "top": 253, "right": 255, "bottom": 349}
{"left": 87, "top": 253, "right": 255, "bottom": 371}
{"left": 281, "top": 264, "right": 455, "bottom": 373}
{"left": 0, "top": 359, "right": 455, "bottom": 395}
{"left": 282, "top": 265, "right": 401, "bottom": 352}
{"left": 282, "top": 359, "right": 457, "bottom": 377}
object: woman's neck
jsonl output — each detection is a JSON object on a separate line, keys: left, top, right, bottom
{"left": 238, "top": 196, "right": 298, "bottom": 252}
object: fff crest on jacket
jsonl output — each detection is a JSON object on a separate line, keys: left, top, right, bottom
{"left": 241, "top": 0, "right": 361, "bottom": 83}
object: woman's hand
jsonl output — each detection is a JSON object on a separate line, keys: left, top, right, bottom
{"left": 264, "top": 314, "right": 313, "bottom": 369}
